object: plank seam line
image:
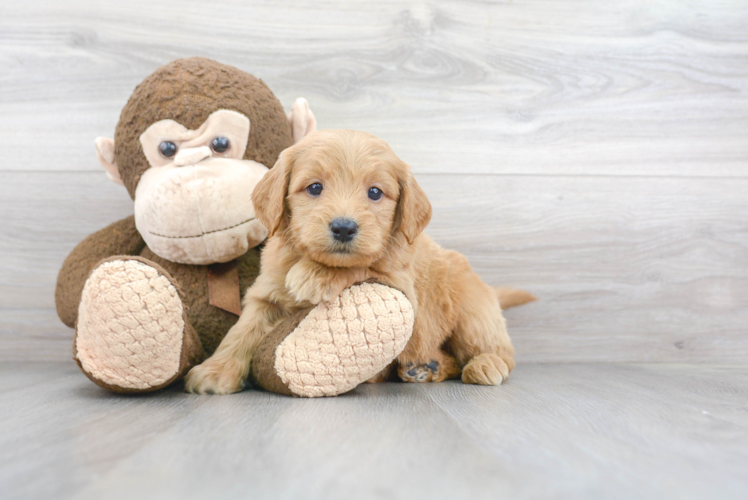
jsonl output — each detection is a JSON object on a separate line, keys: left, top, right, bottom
{"left": 6, "top": 171, "right": 748, "bottom": 181}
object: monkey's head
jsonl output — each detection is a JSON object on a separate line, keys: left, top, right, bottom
{"left": 95, "top": 58, "right": 316, "bottom": 265}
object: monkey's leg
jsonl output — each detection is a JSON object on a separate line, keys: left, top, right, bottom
{"left": 73, "top": 256, "right": 205, "bottom": 393}
{"left": 250, "top": 282, "right": 414, "bottom": 397}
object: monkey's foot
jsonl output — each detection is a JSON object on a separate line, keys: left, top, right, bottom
{"left": 251, "top": 282, "right": 414, "bottom": 397}
{"left": 74, "top": 257, "right": 205, "bottom": 393}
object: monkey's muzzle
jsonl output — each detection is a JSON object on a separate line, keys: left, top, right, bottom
{"left": 134, "top": 159, "right": 269, "bottom": 265}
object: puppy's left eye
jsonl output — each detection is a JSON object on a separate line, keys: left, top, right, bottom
{"left": 307, "top": 183, "right": 323, "bottom": 196}
{"left": 368, "top": 187, "right": 383, "bottom": 201}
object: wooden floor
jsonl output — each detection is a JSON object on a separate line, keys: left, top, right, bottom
{"left": 2, "top": 362, "right": 747, "bottom": 500}
{"left": 2, "top": 0, "right": 748, "bottom": 364}
{"left": 2, "top": 1, "right": 748, "bottom": 498}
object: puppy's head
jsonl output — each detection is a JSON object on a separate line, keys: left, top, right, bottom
{"left": 253, "top": 129, "right": 431, "bottom": 267}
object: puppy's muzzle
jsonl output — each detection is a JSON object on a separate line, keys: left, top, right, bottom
{"left": 330, "top": 218, "right": 358, "bottom": 243}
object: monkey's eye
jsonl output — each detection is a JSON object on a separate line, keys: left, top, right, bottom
{"left": 367, "top": 187, "right": 383, "bottom": 201}
{"left": 211, "top": 136, "right": 230, "bottom": 154}
{"left": 159, "top": 141, "right": 178, "bottom": 159}
{"left": 306, "top": 183, "right": 323, "bottom": 197}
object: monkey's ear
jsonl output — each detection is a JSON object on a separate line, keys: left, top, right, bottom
{"left": 94, "top": 137, "right": 124, "bottom": 186}
{"left": 395, "top": 171, "right": 432, "bottom": 245}
{"left": 253, "top": 148, "right": 295, "bottom": 237}
{"left": 287, "top": 98, "right": 317, "bottom": 144}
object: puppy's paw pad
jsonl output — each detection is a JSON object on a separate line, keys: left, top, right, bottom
{"left": 399, "top": 360, "right": 439, "bottom": 383}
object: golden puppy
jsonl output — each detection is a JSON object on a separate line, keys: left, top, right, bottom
{"left": 185, "top": 129, "right": 515, "bottom": 394}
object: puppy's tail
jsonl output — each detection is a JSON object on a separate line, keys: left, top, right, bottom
{"left": 495, "top": 288, "right": 537, "bottom": 310}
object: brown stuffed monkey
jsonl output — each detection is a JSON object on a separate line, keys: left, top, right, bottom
{"left": 56, "top": 58, "right": 415, "bottom": 395}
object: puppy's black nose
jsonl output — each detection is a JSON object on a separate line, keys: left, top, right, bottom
{"left": 330, "top": 218, "right": 358, "bottom": 243}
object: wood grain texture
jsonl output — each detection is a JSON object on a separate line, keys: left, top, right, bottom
{"left": 0, "top": 0, "right": 747, "bottom": 176}
{"left": 3, "top": 3, "right": 747, "bottom": 498}
{"left": 1, "top": 362, "right": 747, "bottom": 499}
{"left": 1, "top": 0, "right": 747, "bottom": 363}
{"left": 2, "top": 171, "right": 746, "bottom": 362}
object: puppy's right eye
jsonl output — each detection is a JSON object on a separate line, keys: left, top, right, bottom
{"left": 306, "top": 183, "right": 323, "bottom": 196}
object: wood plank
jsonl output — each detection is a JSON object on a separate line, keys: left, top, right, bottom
{"left": 1, "top": 362, "right": 746, "bottom": 499}
{"left": 426, "top": 363, "right": 748, "bottom": 500}
{"left": 0, "top": 310, "right": 73, "bottom": 363}
{"left": 2, "top": 171, "right": 746, "bottom": 363}
{"left": 1, "top": 0, "right": 747, "bottom": 176}
{"left": 426, "top": 173, "right": 748, "bottom": 362}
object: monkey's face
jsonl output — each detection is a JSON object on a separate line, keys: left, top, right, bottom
{"left": 133, "top": 110, "right": 269, "bottom": 265}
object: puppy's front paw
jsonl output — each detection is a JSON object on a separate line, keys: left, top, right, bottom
{"left": 185, "top": 357, "right": 246, "bottom": 395}
{"left": 285, "top": 261, "right": 344, "bottom": 305}
{"left": 461, "top": 353, "right": 511, "bottom": 386}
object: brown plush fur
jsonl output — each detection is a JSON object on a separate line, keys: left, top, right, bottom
{"left": 56, "top": 59, "right": 293, "bottom": 371}
{"left": 137, "top": 246, "right": 262, "bottom": 355}
{"left": 185, "top": 130, "right": 517, "bottom": 394}
{"left": 55, "top": 216, "right": 145, "bottom": 328}
{"left": 114, "top": 57, "right": 293, "bottom": 198}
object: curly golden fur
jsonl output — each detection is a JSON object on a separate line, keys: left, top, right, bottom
{"left": 186, "top": 130, "right": 516, "bottom": 394}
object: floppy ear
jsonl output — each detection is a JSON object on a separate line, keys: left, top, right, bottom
{"left": 396, "top": 171, "right": 432, "bottom": 244}
{"left": 253, "top": 149, "right": 295, "bottom": 237}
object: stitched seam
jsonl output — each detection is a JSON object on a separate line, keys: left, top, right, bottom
{"left": 148, "top": 217, "right": 256, "bottom": 239}
{"left": 191, "top": 167, "right": 211, "bottom": 258}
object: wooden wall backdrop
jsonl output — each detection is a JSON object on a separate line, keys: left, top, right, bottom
{"left": 1, "top": 0, "right": 747, "bottom": 363}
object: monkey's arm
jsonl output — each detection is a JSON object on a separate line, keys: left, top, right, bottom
{"left": 55, "top": 215, "right": 145, "bottom": 327}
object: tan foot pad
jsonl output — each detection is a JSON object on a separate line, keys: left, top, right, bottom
{"left": 273, "top": 282, "right": 414, "bottom": 397}
{"left": 74, "top": 258, "right": 186, "bottom": 392}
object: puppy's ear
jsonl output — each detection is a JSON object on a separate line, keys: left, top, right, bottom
{"left": 395, "top": 170, "right": 432, "bottom": 244}
{"left": 253, "top": 149, "right": 295, "bottom": 237}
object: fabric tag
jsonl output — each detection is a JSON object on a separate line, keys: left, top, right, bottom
{"left": 207, "top": 260, "right": 242, "bottom": 316}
